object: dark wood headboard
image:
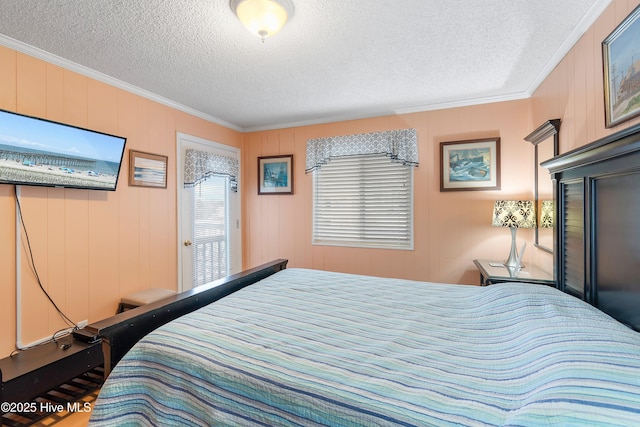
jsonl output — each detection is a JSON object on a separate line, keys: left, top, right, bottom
{"left": 543, "top": 123, "right": 640, "bottom": 331}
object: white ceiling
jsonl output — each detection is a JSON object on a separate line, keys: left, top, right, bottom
{"left": 0, "top": 0, "right": 611, "bottom": 132}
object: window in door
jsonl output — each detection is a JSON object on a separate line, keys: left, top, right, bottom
{"left": 178, "top": 133, "right": 241, "bottom": 292}
{"left": 192, "top": 175, "right": 229, "bottom": 286}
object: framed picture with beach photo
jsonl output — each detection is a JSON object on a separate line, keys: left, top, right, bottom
{"left": 128, "top": 150, "right": 168, "bottom": 188}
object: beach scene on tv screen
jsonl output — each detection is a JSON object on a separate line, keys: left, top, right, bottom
{"left": 0, "top": 111, "right": 125, "bottom": 190}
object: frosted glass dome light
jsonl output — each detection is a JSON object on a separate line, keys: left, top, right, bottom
{"left": 230, "top": 0, "right": 294, "bottom": 41}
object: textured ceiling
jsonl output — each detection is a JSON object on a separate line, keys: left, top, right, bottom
{"left": 0, "top": 0, "right": 611, "bottom": 131}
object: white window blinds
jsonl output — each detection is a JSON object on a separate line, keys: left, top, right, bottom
{"left": 313, "top": 154, "right": 413, "bottom": 249}
{"left": 191, "top": 175, "right": 229, "bottom": 286}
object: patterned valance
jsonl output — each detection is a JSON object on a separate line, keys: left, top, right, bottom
{"left": 305, "top": 128, "right": 418, "bottom": 173}
{"left": 184, "top": 148, "right": 238, "bottom": 191}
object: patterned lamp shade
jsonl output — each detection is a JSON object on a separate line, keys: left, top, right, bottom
{"left": 539, "top": 200, "right": 554, "bottom": 228}
{"left": 491, "top": 200, "right": 536, "bottom": 228}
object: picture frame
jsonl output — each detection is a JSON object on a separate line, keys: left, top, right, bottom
{"left": 128, "top": 149, "right": 168, "bottom": 188}
{"left": 440, "top": 137, "right": 501, "bottom": 192}
{"left": 258, "top": 154, "right": 293, "bottom": 195}
{"left": 603, "top": 5, "right": 640, "bottom": 128}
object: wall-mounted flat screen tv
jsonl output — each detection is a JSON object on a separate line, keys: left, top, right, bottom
{"left": 0, "top": 109, "right": 127, "bottom": 191}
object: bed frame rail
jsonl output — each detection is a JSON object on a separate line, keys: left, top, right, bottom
{"left": 74, "top": 259, "right": 288, "bottom": 376}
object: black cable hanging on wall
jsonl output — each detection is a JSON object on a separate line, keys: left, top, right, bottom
{"left": 12, "top": 186, "right": 78, "bottom": 355}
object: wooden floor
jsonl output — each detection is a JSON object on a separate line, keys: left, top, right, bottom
{"left": 38, "top": 390, "right": 96, "bottom": 427}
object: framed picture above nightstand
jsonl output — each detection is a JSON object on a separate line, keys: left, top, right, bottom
{"left": 473, "top": 259, "right": 555, "bottom": 287}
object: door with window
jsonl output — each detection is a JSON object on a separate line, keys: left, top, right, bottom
{"left": 178, "top": 133, "right": 241, "bottom": 292}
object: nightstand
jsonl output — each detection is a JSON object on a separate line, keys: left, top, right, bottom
{"left": 473, "top": 259, "right": 555, "bottom": 287}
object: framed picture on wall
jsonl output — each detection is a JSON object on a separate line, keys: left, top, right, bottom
{"left": 440, "top": 137, "right": 501, "bottom": 191}
{"left": 258, "top": 154, "right": 293, "bottom": 195}
{"left": 129, "top": 150, "right": 168, "bottom": 188}
{"left": 603, "top": 5, "right": 640, "bottom": 128}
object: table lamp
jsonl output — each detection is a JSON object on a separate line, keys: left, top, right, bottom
{"left": 492, "top": 200, "right": 536, "bottom": 268}
{"left": 539, "top": 200, "right": 554, "bottom": 228}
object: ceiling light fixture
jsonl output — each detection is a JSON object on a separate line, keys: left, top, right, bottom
{"left": 230, "top": 0, "right": 294, "bottom": 42}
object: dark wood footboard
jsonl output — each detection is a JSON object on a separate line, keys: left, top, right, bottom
{"left": 74, "top": 259, "right": 288, "bottom": 376}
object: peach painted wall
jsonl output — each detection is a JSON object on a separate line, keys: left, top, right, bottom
{"left": 241, "top": 0, "right": 640, "bottom": 284}
{"left": 0, "top": 46, "right": 241, "bottom": 356}
{"left": 242, "top": 100, "right": 536, "bottom": 284}
{"left": 528, "top": 0, "right": 640, "bottom": 274}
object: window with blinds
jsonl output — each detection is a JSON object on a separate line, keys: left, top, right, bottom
{"left": 312, "top": 154, "right": 413, "bottom": 249}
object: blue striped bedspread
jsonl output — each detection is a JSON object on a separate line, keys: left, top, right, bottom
{"left": 90, "top": 268, "right": 640, "bottom": 426}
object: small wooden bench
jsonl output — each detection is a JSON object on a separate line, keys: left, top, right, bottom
{"left": 117, "top": 288, "right": 177, "bottom": 313}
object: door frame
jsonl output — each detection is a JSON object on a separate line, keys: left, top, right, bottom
{"left": 176, "top": 132, "right": 242, "bottom": 292}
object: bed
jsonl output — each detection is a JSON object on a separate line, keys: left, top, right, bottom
{"left": 89, "top": 123, "right": 640, "bottom": 426}
{"left": 89, "top": 267, "right": 640, "bottom": 426}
